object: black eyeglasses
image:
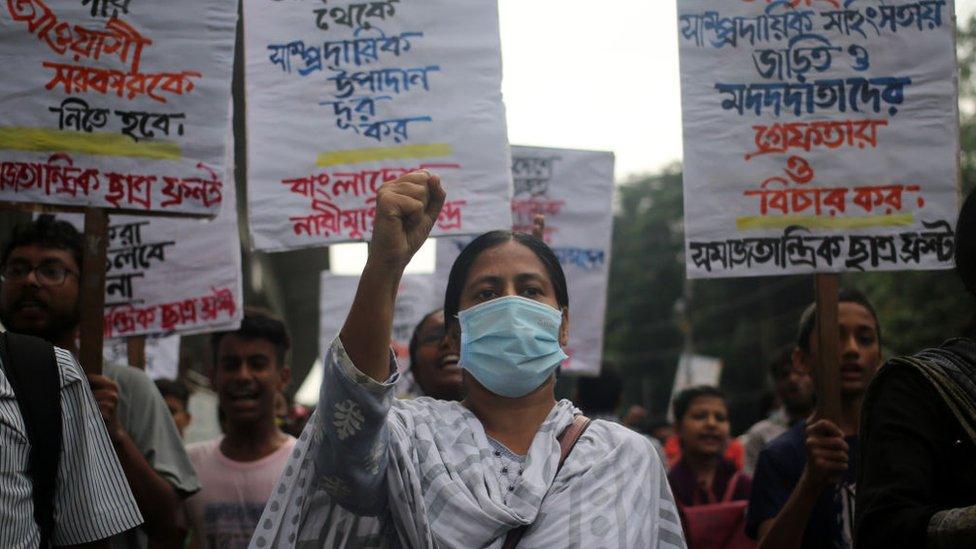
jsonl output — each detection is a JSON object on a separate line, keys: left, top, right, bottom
{"left": 0, "top": 262, "right": 78, "bottom": 287}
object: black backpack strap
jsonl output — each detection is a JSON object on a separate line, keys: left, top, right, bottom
{"left": 0, "top": 332, "right": 62, "bottom": 548}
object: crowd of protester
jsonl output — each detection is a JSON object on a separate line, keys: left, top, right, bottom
{"left": 1, "top": 171, "right": 974, "bottom": 547}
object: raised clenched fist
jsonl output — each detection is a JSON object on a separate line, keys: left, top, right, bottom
{"left": 368, "top": 171, "right": 446, "bottom": 270}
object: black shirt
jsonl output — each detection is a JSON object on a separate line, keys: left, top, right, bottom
{"left": 856, "top": 362, "right": 976, "bottom": 549}
{"left": 746, "top": 421, "right": 858, "bottom": 548}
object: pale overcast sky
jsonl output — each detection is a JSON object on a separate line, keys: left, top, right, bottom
{"left": 498, "top": 0, "right": 976, "bottom": 182}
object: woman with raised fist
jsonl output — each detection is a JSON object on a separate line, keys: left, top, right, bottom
{"left": 249, "top": 171, "right": 685, "bottom": 549}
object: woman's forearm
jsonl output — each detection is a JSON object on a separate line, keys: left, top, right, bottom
{"left": 339, "top": 259, "right": 404, "bottom": 383}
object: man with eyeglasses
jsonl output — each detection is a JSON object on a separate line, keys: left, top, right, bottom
{"left": 0, "top": 215, "right": 200, "bottom": 548}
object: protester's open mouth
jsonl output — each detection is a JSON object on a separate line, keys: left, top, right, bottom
{"left": 15, "top": 299, "right": 47, "bottom": 312}
{"left": 840, "top": 364, "right": 863, "bottom": 380}
{"left": 698, "top": 434, "right": 723, "bottom": 445}
{"left": 227, "top": 388, "right": 262, "bottom": 403}
{"left": 440, "top": 354, "right": 460, "bottom": 370}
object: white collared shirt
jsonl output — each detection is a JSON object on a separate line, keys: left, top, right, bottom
{"left": 0, "top": 345, "right": 143, "bottom": 547}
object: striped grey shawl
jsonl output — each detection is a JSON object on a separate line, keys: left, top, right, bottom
{"left": 249, "top": 338, "right": 686, "bottom": 548}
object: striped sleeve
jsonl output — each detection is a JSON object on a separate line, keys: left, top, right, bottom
{"left": 51, "top": 348, "right": 143, "bottom": 545}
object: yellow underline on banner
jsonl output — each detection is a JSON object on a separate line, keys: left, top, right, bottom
{"left": 0, "top": 127, "right": 181, "bottom": 160}
{"left": 736, "top": 213, "right": 916, "bottom": 230}
{"left": 316, "top": 143, "right": 453, "bottom": 167}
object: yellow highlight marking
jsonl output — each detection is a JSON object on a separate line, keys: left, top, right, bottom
{"left": 0, "top": 127, "right": 181, "bottom": 160}
{"left": 736, "top": 213, "right": 915, "bottom": 230}
{"left": 316, "top": 143, "right": 453, "bottom": 167}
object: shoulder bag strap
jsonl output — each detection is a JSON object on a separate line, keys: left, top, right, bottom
{"left": 722, "top": 470, "right": 743, "bottom": 503}
{"left": 0, "top": 332, "right": 62, "bottom": 548}
{"left": 502, "top": 415, "right": 592, "bottom": 549}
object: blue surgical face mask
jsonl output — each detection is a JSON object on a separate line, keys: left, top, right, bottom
{"left": 458, "top": 295, "right": 568, "bottom": 398}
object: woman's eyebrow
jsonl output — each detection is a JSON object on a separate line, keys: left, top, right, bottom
{"left": 465, "top": 274, "right": 504, "bottom": 288}
{"left": 515, "top": 273, "right": 547, "bottom": 283}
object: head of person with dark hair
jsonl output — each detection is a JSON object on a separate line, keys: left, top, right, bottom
{"left": 0, "top": 215, "right": 84, "bottom": 347}
{"left": 443, "top": 230, "right": 570, "bottom": 401}
{"left": 210, "top": 307, "right": 292, "bottom": 430}
{"left": 794, "top": 288, "right": 882, "bottom": 397}
{"left": 647, "top": 418, "right": 675, "bottom": 446}
{"left": 155, "top": 379, "right": 193, "bottom": 437}
{"left": 672, "top": 385, "right": 731, "bottom": 461}
{"left": 407, "top": 308, "right": 463, "bottom": 401}
{"left": 769, "top": 344, "right": 814, "bottom": 421}
{"left": 955, "top": 188, "right": 976, "bottom": 299}
{"left": 574, "top": 365, "right": 623, "bottom": 418}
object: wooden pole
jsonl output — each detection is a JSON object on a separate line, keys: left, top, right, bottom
{"left": 127, "top": 336, "right": 146, "bottom": 370}
{"left": 814, "top": 273, "right": 842, "bottom": 423}
{"left": 78, "top": 208, "right": 109, "bottom": 375}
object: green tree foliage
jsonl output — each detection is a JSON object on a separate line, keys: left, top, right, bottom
{"left": 604, "top": 17, "right": 976, "bottom": 432}
{"left": 604, "top": 168, "right": 813, "bottom": 433}
{"left": 603, "top": 166, "right": 685, "bottom": 417}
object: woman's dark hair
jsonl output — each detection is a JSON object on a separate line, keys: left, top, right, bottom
{"left": 408, "top": 308, "right": 442, "bottom": 367}
{"left": 443, "top": 231, "right": 569, "bottom": 322}
{"left": 672, "top": 385, "right": 727, "bottom": 423}
{"left": 955, "top": 189, "right": 976, "bottom": 297}
{"left": 796, "top": 288, "right": 881, "bottom": 354}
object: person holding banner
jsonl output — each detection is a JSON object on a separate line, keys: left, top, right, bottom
{"left": 0, "top": 216, "right": 200, "bottom": 548}
{"left": 746, "top": 290, "right": 882, "bottom": 549}
{"left": 249, "top": 171, "right": 686, "bottom": 548}
{"left": 855, "top": 191, "right": 976, "bottom": 549}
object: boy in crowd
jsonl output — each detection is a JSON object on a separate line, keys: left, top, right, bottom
{"left": 185, "top": 308, "right": 296, "bottom": 548}
{"left": 746, "top": 289, "right": 883, "bottom": 549}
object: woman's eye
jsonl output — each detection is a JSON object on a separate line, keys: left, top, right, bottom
{"left": 521, "top": 287, "right": 542, "bottom": 297}
{"left": 475, "top": 289, "right": 496, "bottom": 300}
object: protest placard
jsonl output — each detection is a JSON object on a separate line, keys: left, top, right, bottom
{"left": 243, "top": 0, "right": 512, "bottom": 251}
{"left": 436, "top": 146, "right": 615, "bottom": 377}
{"left": 48, "top": 163, "right": 243, "bottom": 338}
{"left": 320, "top": 271, "right": 439, "bottom": 374}
{"left": 677, "top": 0, "right": 958, "bottom": 278}
{"left": 103, "top": 333, "right": 180, "bottom": 380}
{"left": 0, "top": 1, "right": 237, "bottom": 216}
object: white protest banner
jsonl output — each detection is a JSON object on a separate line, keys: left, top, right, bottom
{"left": 243, "top": 0, "right": 512, "bottom": 251}
{"left": 436, "top": 146, "right": 615, "bottom": 376}
{"left": 0, "top": 1, "right": 236, "bottom": 216}
{"left": 103, "top": 334, "right": 180, "bottom": 380}
{"left": 677, "top": 0, "right": 958, "bottom": 278}
{"left": 49, "top": 162, "right": 243, "bottom": 338}
{"left": 320, "top": 272, "right": 439, "bottom": 373}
